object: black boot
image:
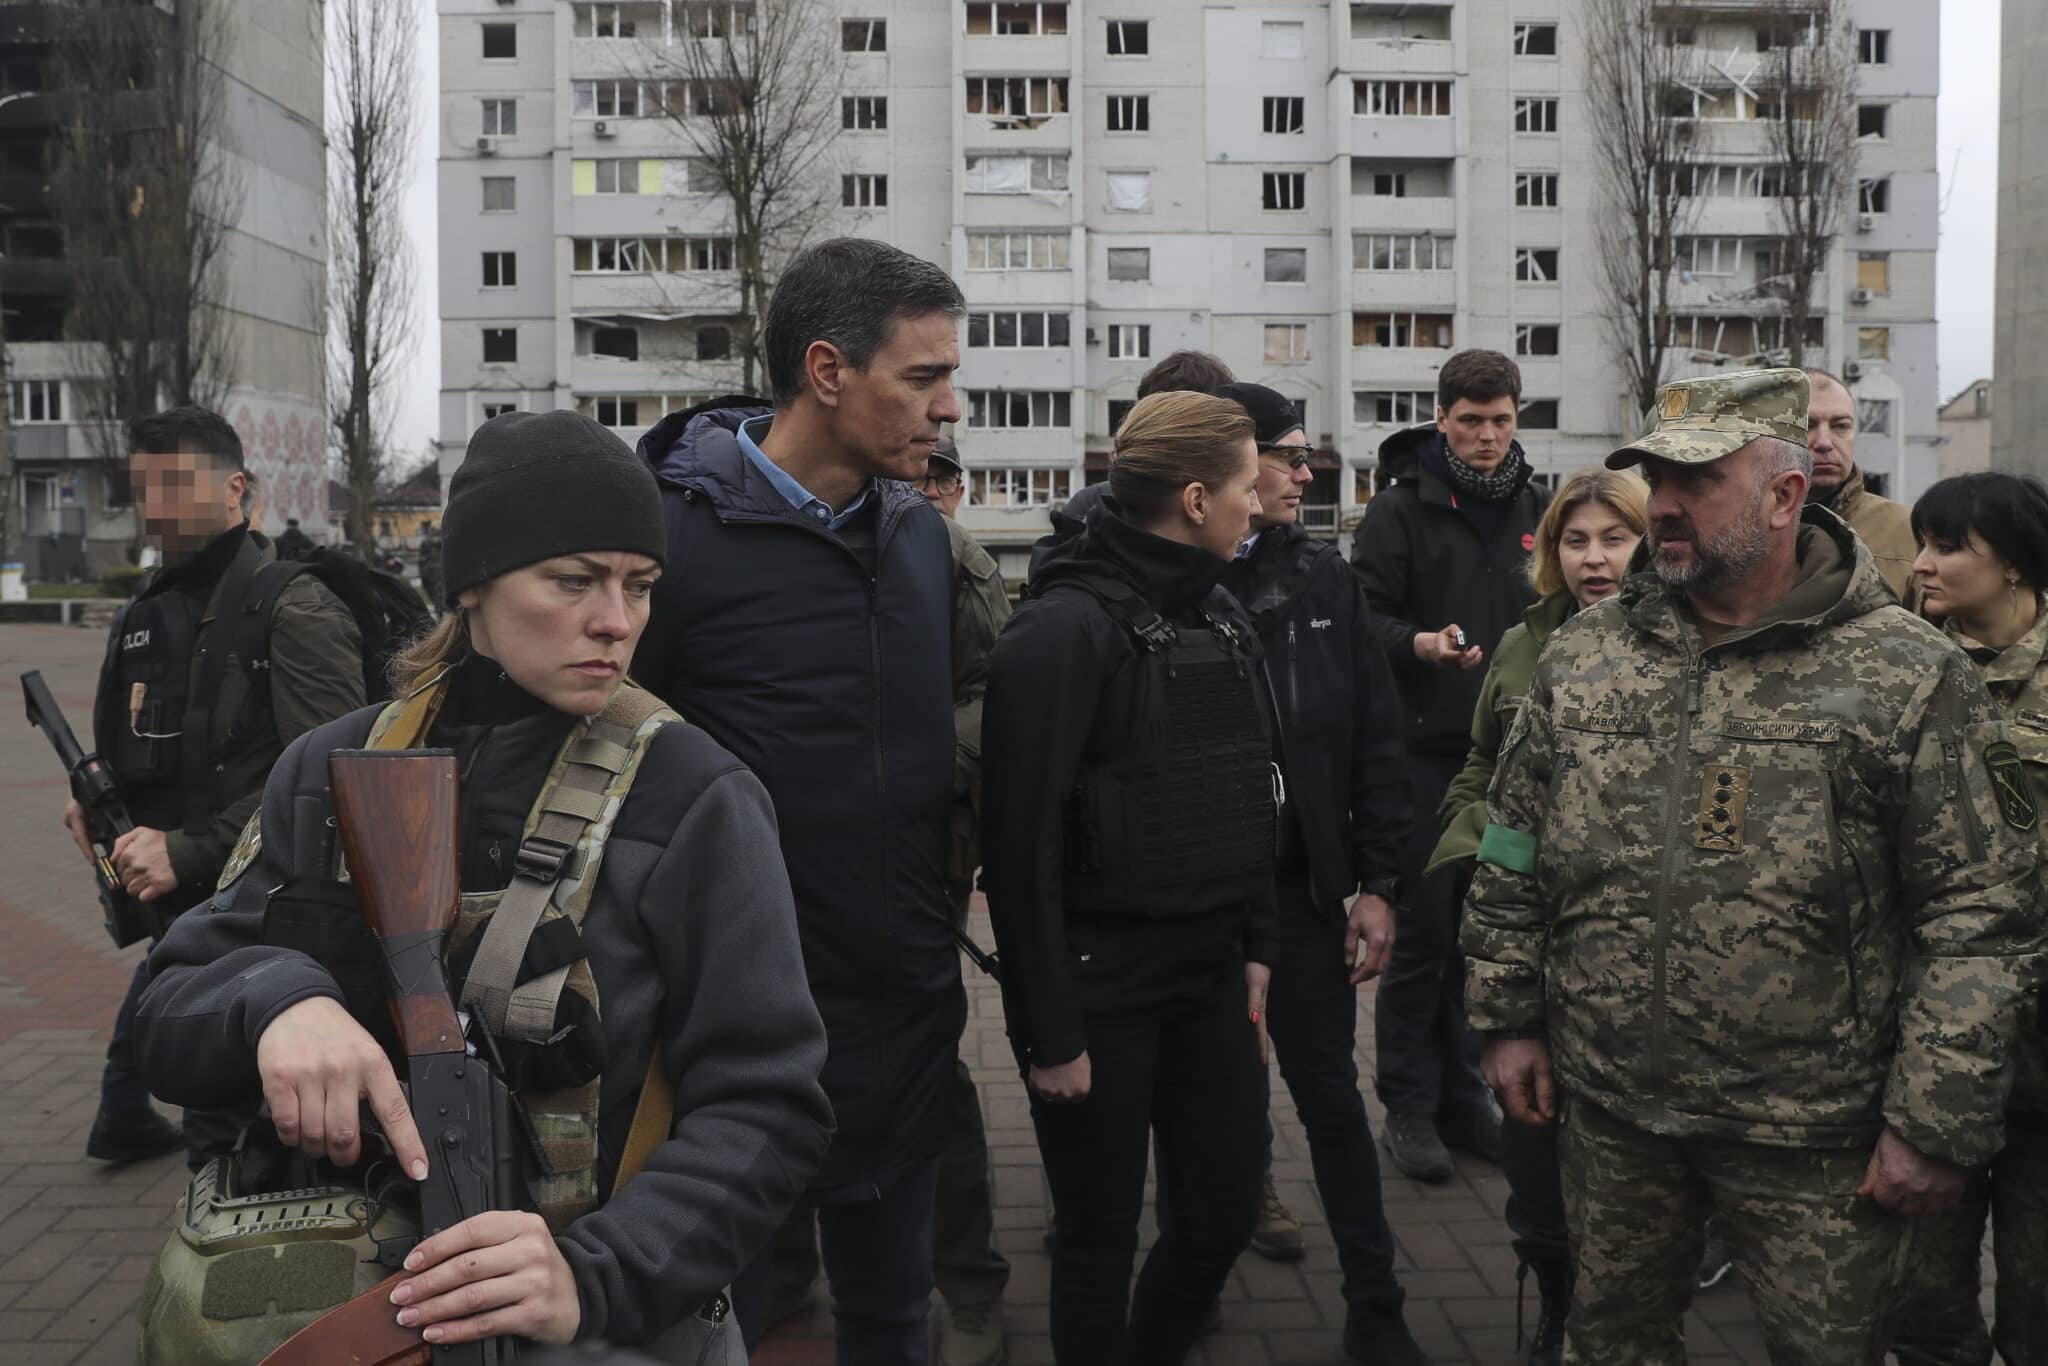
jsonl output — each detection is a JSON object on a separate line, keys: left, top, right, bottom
{"left": 1516, "top": 1258, "right": 1572, "bottom": 1366}
{"left": 85, "top": 1107, "right": 184, "bottom": 1165}
{"left": 1344, "top": 1302, "right": 1428, "bottom": 1366}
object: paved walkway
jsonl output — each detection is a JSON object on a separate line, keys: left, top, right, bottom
{"left": 0, "top": 621, "right": 1976, "bottom": 1363}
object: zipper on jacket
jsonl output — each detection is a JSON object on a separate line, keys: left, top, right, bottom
{"left": 1286, "top": 621, "right": 1301, "bottom": 727}
{"left": 1650, "top": 651, "right": 1704, "bottom": 1102}
{"left": 1943, "top": 734, "right": 1989, "bottom": 862}
{"left": 1820, "top": 771, "right": 1864, "bottom": 1033}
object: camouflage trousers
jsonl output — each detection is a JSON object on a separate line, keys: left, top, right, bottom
{"left": 1890, "top": 1112, "right": 2048, "bottom": 1366}
{"left": 1560, "top": 1095, "right": 1906, "bottom": 1366}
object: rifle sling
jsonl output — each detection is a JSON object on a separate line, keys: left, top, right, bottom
{"left": 368, "top": 679, "right": 678, "bottom": 1195}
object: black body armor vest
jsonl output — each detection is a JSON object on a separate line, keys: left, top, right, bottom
{"left": 95, "top": 574, "right": 207, "bottom": 790}
{"left": 1060, "top": 580, "right": 1278, "bottom": 917}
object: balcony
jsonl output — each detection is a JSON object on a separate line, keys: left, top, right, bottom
{"left": 1346, "top": 38, "right": 1455, "bottom": 76}
{"left": 1351, "top": 270, "right": 1456, "bottom": 310}
{"left": 962, "top": 34, "right": 1069, "bottom": 73}
{"left": 568, "top": 271, "right": 743, "bottom": 316}
{"left": 1348, "top": 115, "right": 1457, "bottom": 160}
{"left": 1348, "top": 194, "right": 1456, "bottom": 233}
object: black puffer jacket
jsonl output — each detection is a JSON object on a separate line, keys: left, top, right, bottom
{"left": 631, "top": 399, "right": 964, "bottom": 1203}
{"left": 137, "top": 660, "right": 832, "bottom": 1349}
{"left": 985, "top": 503, "right": 1279, "bottom": 1068}
{"left": 1222, "top": 524, "right": 1411, "bottom": 910}
{"left": 1349, "top": 426, "right": 1549, "bottom": 758}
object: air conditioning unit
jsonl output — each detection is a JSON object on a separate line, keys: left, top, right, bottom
{"left": 594, "top": 119, "right": 614, "bottom": 138}
{"left": 476, "top": 136, "right": 497, "bottom": 156}
{"left": 1851, "top": 286, "right": 1873, "bottom": 305}
{"left": 1085, "top": 327, "right": 1099, "bottom": 345}
{"left": 1842, "top": 359, "right": 1864, "bottom": 381}
{"left": 1856, "top": 212, "right": 1876, "bottom": 233}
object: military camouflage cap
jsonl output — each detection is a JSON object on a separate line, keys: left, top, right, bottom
{"left": 1606, "top": 367, "right": 1809, "bottom": 470}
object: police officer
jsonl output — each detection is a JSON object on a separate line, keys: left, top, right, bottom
{"left": 1890, "top": 471, "right": 2048, "bottom": 1366}
{"left": 1212, "top": 383, "right": 1425, "bottom": 1365}
{"left": 64, "top": 406, "right": 364, "bottom": 1166}
{"left": 982, "top": 391, "right": 1276, "bottom": 1365}
{"left": 1464, "top": 369, "right": 2043, "bottom": 1363}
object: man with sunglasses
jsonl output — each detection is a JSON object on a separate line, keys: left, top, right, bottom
{"left": 1213, "top": 383, "right": 1424, "bottom": 1365}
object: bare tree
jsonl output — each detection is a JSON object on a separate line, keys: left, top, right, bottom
{"left": 327, "top": 0, "right": 418, "bottom": 547}
{"left": 1757, "top": 3, "right": 1860, "bottom": 370}
{"left": 640, "top": 0, "right": 844, "bottom": 393}
{"left": 1583, "top": 0, "right": 1704, "bottom": 425}
{"left": 52, "top": 0, "right": 240, "bottom": 473}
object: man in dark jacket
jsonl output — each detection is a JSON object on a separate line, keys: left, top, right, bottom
{"left": 1350, "top": 350, "right": 1549, "bottom": 1182}
{"left": 1214, "top": 383, "right": 1425, "bottom": 1364}
{"left": 64, "top": 407, "right": 364, "bottom": 1167}
{"left": 630, "top": 238, "right": 967, "bottom": 1366}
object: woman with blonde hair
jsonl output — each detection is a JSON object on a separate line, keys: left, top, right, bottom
{"left": 981, "top": 391, "right": 1277, "bottom": 1364}
{"left": 1428, "top": 465, "right": 1647, "bottom": 1366}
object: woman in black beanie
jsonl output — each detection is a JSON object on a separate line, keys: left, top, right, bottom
{"left": 136, "top": 412, "right": 832, "bottom": 1358}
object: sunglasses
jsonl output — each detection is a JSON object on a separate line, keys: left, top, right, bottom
{"left": 1259, "top": 444, "right": 1313, "bottom": 471}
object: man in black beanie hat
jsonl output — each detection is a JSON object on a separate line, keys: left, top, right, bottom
{"left": 1209, "top": 384, "right": 1426, "bottom": 1363}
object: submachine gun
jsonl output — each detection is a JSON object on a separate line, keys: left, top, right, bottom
{"left": 260, "top": 749, "right": 525, "bottom": 1366}
{"left": 21, "top": 670, "right": 160, "bottom": 948}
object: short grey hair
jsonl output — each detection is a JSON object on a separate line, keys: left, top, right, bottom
{"left": 1748, "top": 434, "right": 1812, "bottom": 483}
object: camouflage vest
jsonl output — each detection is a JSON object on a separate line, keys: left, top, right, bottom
{"left": 360, "top": 680, "right": 677, "bottom": 1231}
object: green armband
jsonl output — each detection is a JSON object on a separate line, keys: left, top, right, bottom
{"left": 1477, "top": 823, "right": 1538, "bottom": 876}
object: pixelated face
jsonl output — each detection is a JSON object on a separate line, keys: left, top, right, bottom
{"left": 129, "top": 448, "right": 245, "bottom": 553}
{"left": 1250, "top": 431, "right": 1313, "bottom": 531}
{"left": 1437, "top": 396, "right": 1518, "bottom": 473}
{"left": 461, "top": 552, "right": 662, "bottom": 716}
{"left": 1805, "top": 373, "right": 1857, "bottom": 500}
{"left": 830, "top": 310, "right": 963, "bottom": 483}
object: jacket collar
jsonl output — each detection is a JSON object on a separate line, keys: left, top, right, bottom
{"left": 1035, "top": 500, "right": 1227, "bottom": 615}
{"left": 1948, "top": 595, "right": 2048, "bottom": 692}
{"left": 1616, "top": 505, "right": 1891, "bottom": 651}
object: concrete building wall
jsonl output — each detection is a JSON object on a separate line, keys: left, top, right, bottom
{"left": 1937, "top": 379, "right": 1993, "bottom": 480}
{"left": 1994, "top": 0, "right": 2048, "bottom": 479}
{"left": 437, "top": 0, "right": 1942, "bottom": 552}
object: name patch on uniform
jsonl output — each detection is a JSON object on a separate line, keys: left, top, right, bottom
{"left": 1695, "top": 764, "right": 1751, "bottom": 852}
{"left": 1559, "top": 707, "right": 1649, "bottom": 736}
{"left": 1723, "top": 717, "right": 1840, "bottom": 745}
{"left": 1984, "top": 741, "right": 2040, "bottom": 832}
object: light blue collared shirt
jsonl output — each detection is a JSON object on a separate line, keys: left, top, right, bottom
{"left": 736, "top": 416, "right": 873, "bottom": 531}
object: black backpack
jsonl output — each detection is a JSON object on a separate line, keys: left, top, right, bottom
{"left": 232, "top": 548, "right": 437, "bottom": 705}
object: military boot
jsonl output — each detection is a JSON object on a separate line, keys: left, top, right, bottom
{"left": 1343, "top": 1302, "right": 1428, "bottom": 1366}
{"left": 1517, "top": 1257, "right": 1572, "bottom": 1366}
{"left": 1382, "top": 1112, "right": 1453, "bottom": 1183}
{"left": 85, "top": 1106, "right": 183, "bottom": 1165}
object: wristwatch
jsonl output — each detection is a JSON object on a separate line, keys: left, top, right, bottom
{"left": 1359, "top": 877, "right": 1401, "bottom": 905}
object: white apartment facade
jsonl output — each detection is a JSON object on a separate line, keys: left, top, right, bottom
{"left": 438, "top": 0, "right": 1939, "bottom": 566}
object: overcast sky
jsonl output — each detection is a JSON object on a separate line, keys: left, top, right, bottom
{"left": 385, "top": 0, "right": 2005, "bottom": 461}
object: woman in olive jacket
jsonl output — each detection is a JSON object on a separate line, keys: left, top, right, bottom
{"left": 1428, "top": 468, "right": 1644, "bottom": 1366}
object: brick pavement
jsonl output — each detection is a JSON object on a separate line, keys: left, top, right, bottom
{"left": 0, "top": 621, "right": 1986, "bottom": 1364}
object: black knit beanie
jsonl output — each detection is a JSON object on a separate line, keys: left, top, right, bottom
{"left": 1211, "top": 382, "right": 1305, "bottom": 446}
{"left": 441, "top": 411, "right": 666, "bottom": 606}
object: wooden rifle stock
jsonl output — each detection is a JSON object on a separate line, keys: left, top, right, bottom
{"left": 261, "top": 750, "right": 515, "bottom": 1366}
{"left": 328, "top": 750, "right": 465, "bottom": 1059}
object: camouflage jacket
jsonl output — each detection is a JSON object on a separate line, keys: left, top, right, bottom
{"left": 1463, "top": 509, "right": 2042, "bottom": 1165}
{"left": 1949, "top": 597, "right": 2048, "bottom": 1114}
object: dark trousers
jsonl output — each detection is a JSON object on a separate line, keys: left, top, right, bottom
{"left": 934, "top": 1055, "right": 1011, "bottom": 1310}
{"left": 1373, "top": 752, "right": 1488, "bottom": 1118}
{"left": 102, "top": 952, "right": 240, "bottom": 1168}
{"left": 1032, "top": 966, "right": 1265, "bottom": 1365}
{"left": 1263, "top": 874, "right": 1404, "bottom": 1310}
{"left": 1500, "top": 1114, "right": 1570, "bottom": 1274}
{"left": 814, "top": 1157, "right": 943, "bottom": 1366}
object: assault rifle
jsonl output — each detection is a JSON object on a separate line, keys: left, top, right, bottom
{"left": 20, "top": 670, "right": 158, "bottom": 948}
{"left": 260, "top": 749, "right": 524, "bottom": 1366}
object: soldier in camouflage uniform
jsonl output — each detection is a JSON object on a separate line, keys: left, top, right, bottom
{"left": 1462, "top": 369, "right": 2044, "bottom": 1365}
{"left": 1889, "top": 471, "right": 2048, "bottom": 1366}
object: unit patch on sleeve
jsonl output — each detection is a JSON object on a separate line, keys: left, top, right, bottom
{"left": 1984, "top": 741, "right": 2040, "bottom": 832}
